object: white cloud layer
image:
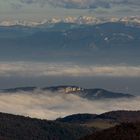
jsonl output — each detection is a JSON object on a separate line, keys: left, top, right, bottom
{"left": 0, "top": 90, "right": 139, "bottom": 119}
{"left": 19, "top": 0, "right": 140, "bottom": 9}
{"left": 0, "top": 62, "right": 140, "bottom": 78}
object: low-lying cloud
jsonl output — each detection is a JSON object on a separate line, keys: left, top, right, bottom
{"left": 19, "top": 0, "right": 140, "bottom": 9}
{"left": 0, "top": 62, "right": 140, "bottom": 78}
{"left": 0, "top": 90, "right": 139, "bottom": 119}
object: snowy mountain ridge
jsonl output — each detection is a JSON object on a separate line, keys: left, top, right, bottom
{"left": 0, "top": 16, "right": 140, "bottom": 27}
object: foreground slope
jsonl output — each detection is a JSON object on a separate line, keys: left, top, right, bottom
{"left": 0, "top": 113, "right": 93, "bottom": 140}
{"left": 80, "top": 122, "right": 140, "bottom": 140}
{"left": 0, "top": 111, "right": 139, "bottom": 140}
{"left": 57, "top": 111, "right": 140, "bottom": 129}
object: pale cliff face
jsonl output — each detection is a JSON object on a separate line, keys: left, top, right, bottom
{"left": 56, "top": 86, "right": 83, "bottom": 93}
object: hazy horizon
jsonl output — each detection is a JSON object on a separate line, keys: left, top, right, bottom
{"left": 0, "top": 0, "right": 140, "bottom": 21}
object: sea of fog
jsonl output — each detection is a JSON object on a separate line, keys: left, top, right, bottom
{"left": 0, "top": 90, "right": 139, "bottom": 120}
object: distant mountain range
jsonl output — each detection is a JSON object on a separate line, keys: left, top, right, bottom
{"left": 0, "top": 16, "right": 140, "bottom": 27}
{"left": 44, "top": 85, "right": 134, "bottom": 99}
{"left": 1, "top": 85, "right": 134, "bottom": 100}
{"left": 0, "top": 21, "right": 139, "bottom": 64}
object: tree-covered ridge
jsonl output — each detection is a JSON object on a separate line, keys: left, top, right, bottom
{"left": 80, "top": 122, "right": 140, "bottom": 140}
{"left": 0, "top": 111, "right": 140, "bottom": 140}
{"left": 0, "top": 112, "right": 93, "bottom": 140}
{"left": 57, "top": 110, "right": 140, "bottom": 124}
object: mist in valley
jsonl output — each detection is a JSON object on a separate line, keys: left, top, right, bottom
{"left": 0, "top": 90, "right": 139, "bottom": 119}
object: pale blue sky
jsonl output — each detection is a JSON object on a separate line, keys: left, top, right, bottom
{"left": 0, "top": 0, "right": 139, "bottom": 20}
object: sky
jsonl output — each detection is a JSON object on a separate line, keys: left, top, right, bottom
{"left": 0, "top": 0, "right": 139, "bottom": 95}
{"left": 0, "top": 0, "right": 140, "bottom": 20}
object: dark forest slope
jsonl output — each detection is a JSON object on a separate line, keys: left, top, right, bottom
{"left": 0, "top": 112, "right": 93, "bottom": 140}
{"left": 80, "top": 122, "right": 140, "bottom": 140}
